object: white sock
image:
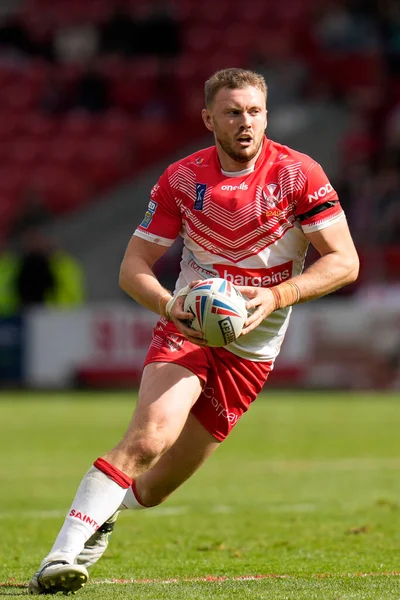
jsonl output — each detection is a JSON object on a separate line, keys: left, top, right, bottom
{"left": 120, "top": 481, "right": 148, "bottom": 510}
{"left": 42, "top": 461, "right": 131, "bottom": 565}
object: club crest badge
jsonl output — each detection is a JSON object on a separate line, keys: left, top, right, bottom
{"left": 262, "top": 183, "right": 280, "bottom": 207}
{"left": 262, "top": 183, "right": 281, "bottom": 216}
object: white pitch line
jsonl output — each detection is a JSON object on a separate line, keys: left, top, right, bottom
{"left": 92, "top": 571, "right": 400, "bottom": 585}
{"left": 0, "top": 503, "right": 317, "bottom": 520}
{"left": 2, "top": 571, "right": 400, "bottom": 589}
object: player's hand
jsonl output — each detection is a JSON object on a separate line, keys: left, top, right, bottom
{"left": 168, "top": 291, "right": 207, "bottom": 347}
{"left": 235, "top": 285, "right": 276, "bottom": 336}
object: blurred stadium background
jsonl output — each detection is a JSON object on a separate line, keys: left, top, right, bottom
{"left": 0, "top": 0, "right": 399, "bottom": 392}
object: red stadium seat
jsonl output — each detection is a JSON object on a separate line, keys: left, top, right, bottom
{"left": 0, "top": 114, "right": 21, "bottom": 141}
{"left": 28, "top": 165, "right": 92, "bottom": 214}
{"left": 0, "top": 167, "right": 29, "bottom": 197}
{"left": 183, "top": 24, "right": 220, "bottom": 55}
{"left": 8, "top": 138, "right": 47, "bottom": 169}
{"left": 21, "top": 113, "right": 59, "bottom": 142}
{"left": 45, "top": 138, "right": 82, "bottom": 169}
{"left": 78, "top": 138, "right": 133, "bottom": 190}
{"left": 59, "top": 113, "right": 99, "bottom": 141}
{"left": 96, "top": 111, "right": 131, "bottom": 143}
{"left": 0, "top": 81, "right": 39, "bottom": 114}
{"left": 0, "top": 192, "right": 20, "bottom": 239}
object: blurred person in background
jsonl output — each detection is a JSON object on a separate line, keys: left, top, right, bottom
{"left": 99, "top": 0, "right": 181, "bottom": 59}
{"left": 28, "top": 67, "right": 359, "bottom": 595}
{"left": 46, "top": 241, "right": 86, "bottom": 308}
{"left": 52, "top": 17, "right": 99, "bottom": 66}
{"left": 72, "top": 63, "right": 111, "bottom": 114}
{"left": 0, "top": 239, "right": 19, "bottom": 316}
{"left": 15, "top": 228, "right": 55, "bottom": 308}
{"left": 14, "top": 228, "right": 85, "bottom": 310}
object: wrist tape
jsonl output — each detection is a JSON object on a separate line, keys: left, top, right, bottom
{"left": 159, "top": 285, "right": 190, "bottom": 320}
{"left": 270, "top": 281, "right": 301, "bottom": 310}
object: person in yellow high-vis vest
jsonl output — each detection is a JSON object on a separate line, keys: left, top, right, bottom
{"left": 46, "top": 249, "right": 86, "bottom": 308}
{"left": 0, "top": 246, "right": 19, "bottom": 316}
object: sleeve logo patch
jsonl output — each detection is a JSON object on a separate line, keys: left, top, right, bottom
{"left": 140, "top": 200, "right": 158, "bottom": 229}
{"left": 194, "top": 183, "right": 207, "bottom": 210}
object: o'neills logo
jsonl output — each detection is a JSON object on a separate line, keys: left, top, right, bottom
{"left": 221, "top": 182, "right": 248, "bottom": 191}
{"left": 69, "top": 510, "right": 99, "bottom": 530}
{"left": 216, "top": 261, "right": 292, "bottom": 288}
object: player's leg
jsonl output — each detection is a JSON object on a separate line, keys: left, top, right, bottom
{"left": 134, "top": 412, "right": 221, "bottom": 506}
{"left": 77, "top": 413, "right": 221, "bottom": 567}
{"left": 76, "top": 348, "right": 273, "bottom": 572}
{"left": 29, "top": 361, "right": 203, "bottom": 595}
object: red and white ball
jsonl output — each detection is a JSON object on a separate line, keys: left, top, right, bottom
{"left": 184, "top": 278, "right": 247, "bottom": 347}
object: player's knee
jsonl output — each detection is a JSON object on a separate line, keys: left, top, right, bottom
{"left": 137, "top": 485, "right": 171, "bottom": 508}
{"left": 128, "top": 435, "right": 166, "bottom": 470}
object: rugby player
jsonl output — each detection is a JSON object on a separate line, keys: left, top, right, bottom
{"left": 29, "top": 67, "right": 359, "bottom": 594}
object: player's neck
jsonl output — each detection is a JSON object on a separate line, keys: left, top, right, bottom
{"left": 216, "top": 139, "right": 265, "bottom": 174}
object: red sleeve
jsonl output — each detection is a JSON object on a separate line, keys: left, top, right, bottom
{"left": 295, "top": 161, "right": 344, "bottom": 231}
{"left": 135, "top": 167, "right": 182, "bottom": 244}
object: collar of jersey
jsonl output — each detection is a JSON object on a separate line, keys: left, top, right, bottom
{"left": 219, "top": 136, "right": 274, "bottom": 178}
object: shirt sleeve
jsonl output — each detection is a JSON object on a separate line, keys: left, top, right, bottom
{"left": 134, "top": 167, "right": 182, "bottom": 247}
{"left": 295, "top": 161, "right": 345, "bottom": 233}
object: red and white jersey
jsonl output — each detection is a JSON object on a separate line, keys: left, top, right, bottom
{"left": 134, "top": 136, "right": 345, "bottom": 362}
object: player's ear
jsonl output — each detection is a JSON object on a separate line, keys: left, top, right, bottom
{"left": 202, "top": 109, "right": 214, "bottom": 132}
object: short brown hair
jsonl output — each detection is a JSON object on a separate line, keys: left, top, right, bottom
{"left": 204, "top": 67, "right": 268, "bottom": 108}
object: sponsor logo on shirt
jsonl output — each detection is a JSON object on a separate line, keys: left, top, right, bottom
{"left": 140, "top": 199, "right": 158, "bottom": 229}
{"left": 308, "top": 183, "right": 333, "bottom": 202}
{"left": 187, "top": 256, "right": 218, "bottom": 279}
{"left": 194, "top": 183, "right": 207, "bottom": 210}
{"left": 216, "top": 262, "right": 293, "bottom": 288}
{"left": 220, "top": 182, "right": 249, "bottom": 191}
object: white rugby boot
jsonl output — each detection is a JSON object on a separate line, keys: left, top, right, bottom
{"left": 28, "top": 560, "right": 88, "bottom": 595}
{"left": 75, "top": 511, "right": 120, "bottom": 568}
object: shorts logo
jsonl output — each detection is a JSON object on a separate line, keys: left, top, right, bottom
{"left": 194, "top": 183, "right": 207, "bottom": 210}
{"left": 166, "top": 334, "right": 184, "bottom": 352}
{"left": 141, "top": 199, "right": 157, "bottom": 229}
{"left": 203, "top": 387, "right": 239, "bottom": 424}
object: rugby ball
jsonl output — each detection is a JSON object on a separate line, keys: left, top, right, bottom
{"left": 184, "top": 278, "right": 247, "bottom": 347}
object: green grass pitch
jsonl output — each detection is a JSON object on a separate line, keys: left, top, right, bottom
{"left": 1, "top": 390, "right": 400, "bottom": 599}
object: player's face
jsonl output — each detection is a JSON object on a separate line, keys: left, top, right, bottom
{"left": 202, "top": 86, "right": 267, "bottom": 171}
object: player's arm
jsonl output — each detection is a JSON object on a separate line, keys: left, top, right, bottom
{"left": 119, "top": 235, "right": 172, "bottom": 315}
{"left": 240, "top": 219, "right": 359, "bottom": 335}
{"left": 119, "top": 235, "right": 205, "bottom": 344}
{"left": 290, "top": 217, "right": 359, "bottom": 302}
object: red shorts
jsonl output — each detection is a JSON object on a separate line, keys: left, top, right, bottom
{"left": 144, "top": 320, "right": 273, "bottom": 441}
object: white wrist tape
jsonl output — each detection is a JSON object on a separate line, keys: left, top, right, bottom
{"left": 165, "top": 285, "right": 191, "bottom": 320}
